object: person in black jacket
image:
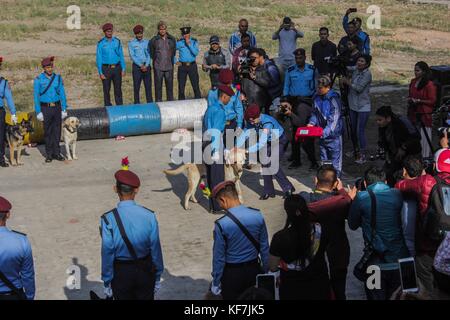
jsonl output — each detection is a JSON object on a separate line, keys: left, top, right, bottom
{"left": 240, "top": 48, "right": 272, "bottom": 114}
{"left": 376, "top": 105, "right": 422, "bottom": 186}
{"left": 278, "top": 96, "right": 318, "bottom": 169}
{"left": 149, "top": 21, "right": 177, "bottom": 102}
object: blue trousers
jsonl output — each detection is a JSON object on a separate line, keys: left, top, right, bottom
{"left": 262, "top": 134, "right": 293, "bottom": 195}
{"left": 319, "top": 136, "right": 343, "bottom": 177}
{"left": 349, "top": 110, "right": 370, "bottom": 155}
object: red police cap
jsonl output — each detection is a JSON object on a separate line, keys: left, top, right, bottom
{"left": 102, "top": 23, "right": 113, "bottom": 32}
{"left": 218, "top": 69, "right": 234, "bottom": 85}
{"left": 217, "top": 85, "right": 234, "bottom": 97}
{"left": 115, "top": 170, "right": 141, "bottom": 188}
{"left": 41, "top": 56, "right": 55, "bottom": 68}
{"left": 133, "top": 25, "right": 144, "bottom": 34}
{"left": 0, "top": 196, "right": 12, "bottom": 213}
{"left": 212, "top": 180, "right": 236, "bottom": 198}
{"left": 244, "top": 104, "right": 261, "bottom": 121}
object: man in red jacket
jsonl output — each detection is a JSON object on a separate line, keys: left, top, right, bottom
{"left": 300, "top": 165, "right": 356, "bottom": 300}
{"left": 396, "top": 150, "right": 450, "bottom": 297}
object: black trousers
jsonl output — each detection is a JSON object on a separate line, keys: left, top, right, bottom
{"left": 205, "top": 162, "right": 224, "bottom": 212}
{"left": 154, "top": 68, "right": 174, "bottom": 102}
{"left": 177, "top": 63, "right": 201, "bottom": 100}
{"left": 291, "top": 129, "right": 317, "bottom": 165}
{"left": 0, "top": 289, "right": 26, "bottom": 301}
{"left": 132, "top": 64, "right": 153, "bottom": 104}
{"left": 0, "top": 108, "right": 6, "bottom": 162}
{"left": 221, "top": 260, "right": 261, "bottom": 300}
{"left": 111, "top": 258, "right": 156, "bottom": 300}
{"left": 101, "top": 64, "right": 123, "bottom": 106}
{"left": 42, "top": 104, "right": 62, "bottom": 157}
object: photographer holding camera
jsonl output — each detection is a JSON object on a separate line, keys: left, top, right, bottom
{"left": 278, "top": 96, "right": 318, "bottom": 169}
{"left": 239, "top": 48, "right": 272, "bottom": 114}
{"left": 272, "top": 17, "right": 304, "bottom": 73}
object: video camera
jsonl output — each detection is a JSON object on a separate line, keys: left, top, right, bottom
{"left": 325, "top": 55, "right": 348, "bottom": 78}
{"left": 240, "top": 56, "right": 256, "bottom": 79}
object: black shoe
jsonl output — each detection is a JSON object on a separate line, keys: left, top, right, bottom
{"left": 259, "top": 194, "right": 275, "bottom": 200}
{"left": 45, "top": 157, "right": 52, "bottom": 163}
{"left": 288, "top": 161, "right": 301, "bottom": 169}
{"left": 0, "top": 161, "right": 9, "bottom": 167}
{"left": 53, "top": 154, "right": 65, "bottom": 161}
{"left": 283, "top": 189, "right": 295, "bottom": 199}
{"left": 309, "top": 162, "right": 319, "bottom": 171}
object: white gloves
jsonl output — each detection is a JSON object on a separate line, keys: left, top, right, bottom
{"left": 224, "top": 149, "right": 231, "bottom": 164}
{"left": 211, "top": 151, "right": 220, "bottom": 162}
{"left": 154, "top": 281, "right": 161, "bottom": 294}
{"left": 210, "top": 284, "right": 222, "bottom": 296}
{"left": 37, "top": 112, "right": 44, "bottom": 122}
{"left": 104, "top": 284, "right": 113, "bottom": 298}
{"left": 11, "top": 114, "right": 18, "bottom": 125}
{"left": 61, "top": 110, "right": 68, "bottom": 119}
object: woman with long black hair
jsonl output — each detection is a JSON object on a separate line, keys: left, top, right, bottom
{"left": 408, "top": 61, "right": 437, "bottom": 158}
{"left": 268, "top": 195, "right": 331, "bottom": 300}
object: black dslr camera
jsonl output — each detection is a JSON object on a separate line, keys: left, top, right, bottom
{"left": 240, "top": 57, "right": 255, "bottom": 79}
{"left": 326, "top": 55, "right": 348, "bottom": 77}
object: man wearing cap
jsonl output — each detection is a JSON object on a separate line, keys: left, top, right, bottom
{"left": 343, "top": 9, "right": 371, "bottom": 55}
{"left": 272, "top": 17, "right": 304, "bottom": 73}
{"left": 210, "top": 181, "right": 269, "bottom": 300}
{"left": 308, "top": 75, "right": 344, "bottom": 176}
{"left": 202, "top": 36, "right": 231, "bottom": 88}
{"left": 283, "top": 48, "right": 316, "bottom": 103}
{"left": 100, "top": 166, "right": 164, "bottom": 300}
{"left": 207, "top": 69, "right": 244, "bottom": 131}
{"left": 96, "top": 23, "right": 126, "bottom": 106}
{"left": 128, "top": 25, "right": 152, "bottom": 104}
{"left": 229, "top": 18, "right": 257, "bottom": 54}
{"left": 0, "top": 57, "right": 18, "bottom": 167}
{"left": 0, "top": 196, "right": 35, "bottom": 300}
{"left": 149, "top": 21, "right": 177, "bottom": 102}
{"left": 203, "top": 85, "right": 235, "bottom": 213}
{"left": 34, "top": 56, "right": 68, "bottom": 163}
{"left": 176, "top": 26, "right": 201, "bottom": 100}
{"left": 237, "top": 104, "right": 295, "bottom": 200}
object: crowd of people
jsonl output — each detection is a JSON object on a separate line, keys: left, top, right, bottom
{"left": 1, "top": 7, "right": 450, "bottom": 301}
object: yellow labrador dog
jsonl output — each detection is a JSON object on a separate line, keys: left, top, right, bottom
{"left": 164, "top": 148, "right": 246, "bottom": 210}
{"left": 62, "top": 116, "right": 80, "bottom": 161}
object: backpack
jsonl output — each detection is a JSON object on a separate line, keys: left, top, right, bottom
{"left": 423, "top": 176, "right": 450, "bottom": 242}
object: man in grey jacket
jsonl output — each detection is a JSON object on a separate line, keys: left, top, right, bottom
{"left": 342, "top": 54, "right": 372, "bottom": 163}
{"left": 202, "top": 36, "right": 231, "bottom": 88}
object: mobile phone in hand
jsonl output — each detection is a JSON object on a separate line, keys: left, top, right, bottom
{"left": 398, "top": 257, "right": 419, "bottom": 293}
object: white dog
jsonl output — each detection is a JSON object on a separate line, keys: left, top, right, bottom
{"left": 62, "top": 116, "right": 80, "bottom": 160}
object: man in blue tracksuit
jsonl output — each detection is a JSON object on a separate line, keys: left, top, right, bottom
{"left": 308, "top": 75, "right": 344, "bottom": 176}
{"left": 342, "top": 9, "right": 371, "bottom": 55}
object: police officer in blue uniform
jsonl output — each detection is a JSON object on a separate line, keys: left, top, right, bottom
{"left": 0, "top": 196, "right": 35, "bottom": 300}
{"left": 100, "top": 165, "right": 164, "bottom": 300}
{"left": 203, "top": 85, "right": 235, "bottom": 213}
{"left": 0, "top": 57, "right": 18, "bottom": 167}
{"left": 210, "top": 181, "right": 269, "bottom": 300}
{"left": 34, "top": 56, "right": 68, "bottom": 163}
{"left": 283, "top": 48, "right": 316, "bottom": 102}
{"left": 176, "top": 27, "right": 201, "bottom": 100}
{"left": 308, "top": 75, "right": 344, "bottom": 176}
{"left": 128, "top": 25, "right": 152, "bottom": 104}
{"left": 237, "top": 104, "right": 295, "bottom": 200}
{"left": 96, "top": 23, "right": 126, "bottom": 106}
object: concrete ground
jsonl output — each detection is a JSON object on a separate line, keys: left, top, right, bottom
{"left": 0, "top": 132, "right": 365, "bottom": 300}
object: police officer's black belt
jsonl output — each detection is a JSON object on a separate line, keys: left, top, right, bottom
{"left": 103, "top": 63, "right": 119, "bottom": 68}
{"left": 40, "top": 101, "right": 61, "bottom": 107}
{"left": 225, "top": 258, "right": 259, "bottom": 268}
{"left": 225, "top": 210, "right": 260, "bottom": 252}
{"left": 114, "top": 254, "right": 151, "bottom": 265}
{"left": 0, "top": 270, "right": 26, "bottom": 300}
{"left": 180, "top": 62, "right": 194, "bottom": 66}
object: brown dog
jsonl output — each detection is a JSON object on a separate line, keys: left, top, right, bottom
{"left": 164, "top": 148, "right": 246, "bottom": 210}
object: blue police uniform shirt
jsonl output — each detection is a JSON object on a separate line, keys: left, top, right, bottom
{"left": 283, "top": 63, "right": 316, "bottom": 97}
{"left": 176, "top": 38, "right": 199, "bottom": 63}
{"left": 0, "top": 77, "right": 17, "bottom": 114}
{"left": 212, "top": 205, "right": 269, "bottom": 287}
{"left": 100, "top": 200, "right": 164, "bottom": 285}
{"left": 207, "top": 86, "right": 244, "bottom": 128}
{"left": 237, "top": 114, "right": 284, "bottom": 153}
{"left": 33, "top": 72, "right": 67, "bottom": 114}
{"left": 96, "top": 37, "right": 126, "bottom": 75}
{"left": 128, "top": 38, "right": 151, "bottom": 67}
{"left": 203, "top": 100, "right": 226, "bottom": 154}
{"left": 0, "top": 227, "right": 35, "bottom": 299}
